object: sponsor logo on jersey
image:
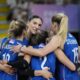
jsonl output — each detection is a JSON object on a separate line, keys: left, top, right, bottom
{"left": 66, "top": 39, "right": 77, "bottom": 45}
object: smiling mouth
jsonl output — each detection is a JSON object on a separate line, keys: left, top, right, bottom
{"left": 33, "top": 28, "right": 37, "bottom": 31}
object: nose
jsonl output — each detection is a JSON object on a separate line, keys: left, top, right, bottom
{"left": 35, "top": 25, "right": 40, "bottom": 30}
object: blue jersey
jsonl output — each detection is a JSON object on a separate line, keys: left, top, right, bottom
{"left": 0, "top": 37, "right": 29, "bottom": 80}
{"left": 57, "top": 33, "right": 79, "bottom": 80}
{"left": 31, "top": 43, "right": 56, "bottom": 80}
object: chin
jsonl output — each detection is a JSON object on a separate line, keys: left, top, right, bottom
{"left": 32, "top": 32, "right": 36, "bottom": 34}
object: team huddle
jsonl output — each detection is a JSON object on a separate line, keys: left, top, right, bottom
{"left": 0, "top": 13, "right": 80, "bottom": 80}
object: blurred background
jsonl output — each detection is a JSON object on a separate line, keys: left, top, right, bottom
{"left": 0, "top": 0, "right": 80, "bottom": 46}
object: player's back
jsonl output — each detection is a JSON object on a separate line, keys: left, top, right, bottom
{"left": 31, "top": 43, "right": 56, "bottom": 80}
{"left": 0, "top": 37, "right": 29, "bottom": 80}
{"left": 57, "top": 33, "right": 79, "bottom": 80}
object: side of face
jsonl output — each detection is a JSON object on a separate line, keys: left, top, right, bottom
{"left": 51, "top": 22, "right": 60, "bottom": 35}
{"left": 27, "top": 18, "right": 42, "bottom": 34}
{"left": 8, "top": 21, "right": 16, "bottom": 35}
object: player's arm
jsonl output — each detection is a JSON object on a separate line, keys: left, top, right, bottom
{"left": 18, "top": 64, "right": 53, "bottom": 79}
{"left": 12, "top": 36, "right": 76, "bottom": 71}
{"left": 8, "top": 55, "right": 29, "bottom": 69}
{"left": 24, "top": 54, "right": 31, "bottom": 64}
{"left": 8, "top": 56, "right": 53, "bottom": 79}
{"left": 12, "top": 35, "right": 61, "bottom": 57}
{"left": 0, "top": 63, "right": 6, "bottom": 71}
{"left": 54, "top": 48, "right": 76, "bottom": 71}
{"left": 0, "top": 63, "right": 14, "bottom": 74}
{"left": 7, "top": 51, "right": 31, "bottom": 68}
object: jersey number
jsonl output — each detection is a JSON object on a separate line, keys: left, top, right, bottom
{"left": 2, "top": 53, "right": 10, "bottom": 61}
{"left": 72, "top": 47, "right": 78, "bottom": 63}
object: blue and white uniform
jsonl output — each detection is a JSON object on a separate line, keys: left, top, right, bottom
{"left": 0, "top": 37, "right": 29, "bottom": 80}
{"left": 57, "top": 33, "right": 79, "bottom": 80}
{"left": 31, "top": 43, "right": 56, "bottom": 80}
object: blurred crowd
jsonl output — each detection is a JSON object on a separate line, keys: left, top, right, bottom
{"left": 6, "top": 0, "right": 31, "bottom": 22}
{"left": 7, "top": 0, "right": 80, "bottom": 7}
{"left": 6, "top": 0, "right": 80, "bottom": 22}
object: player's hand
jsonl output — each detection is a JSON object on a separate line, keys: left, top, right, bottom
{"left": 41, "top": 70, "right": 53, "bottom": 79}
{"left": 2, "top": 64, "right": 15, "bottom": 74}
{"left": 0, "top": 60, "right": 8, "bottom": 64}
{"left": 11, "top": 44, "right": 22, "bottom": 53}
{"left": 42, "top": 66, "right": 50, "bottom": 70}
{"left": 0, "top": 60, "right": 4, "bottom": 64}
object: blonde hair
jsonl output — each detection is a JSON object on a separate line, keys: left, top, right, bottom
{"left": 8, "top": 20, "right": 27, "bottom": 38}
{"left": 8, "top": 20, "right": 17, "bottom": 37}
{"left": 52, "top": 13, "right": 68, "bottom": 49}
{"left": 57, "top": 13, "right": 68, "bottom": 49}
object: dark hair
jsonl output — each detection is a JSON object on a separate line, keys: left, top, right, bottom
{"left": 51, "top": 15, "right": 62, "bottom": 25}
{"left": 9, "top": 20, "right": 27, "bottom": 38}
{"left": 29, "top": 30, "right": 48, "bottom": 46}
{"left": 28, "top": 15, "right": 43, "bottom": 23}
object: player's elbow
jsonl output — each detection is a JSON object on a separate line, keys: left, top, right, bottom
{"left": 38, "top": 50, "right": 47, "bottom": 57}
{"left": 39, "top": 53, "right": 45, "bottom": 57}
{"left": 71, "top": 64, "right": 76, "bottom": 71}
